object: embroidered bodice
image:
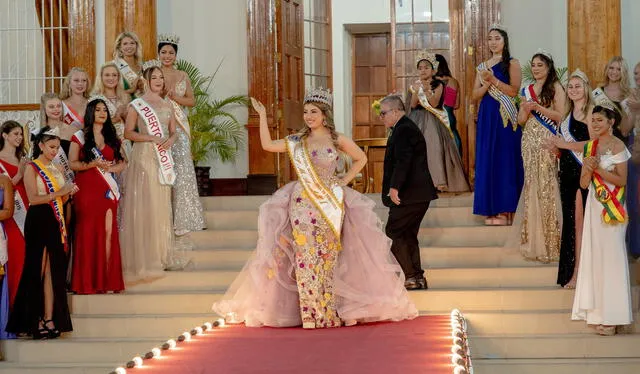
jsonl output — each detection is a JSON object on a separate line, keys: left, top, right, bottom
{"left": 306, "top": 141, "right": 340, "bottom": 186}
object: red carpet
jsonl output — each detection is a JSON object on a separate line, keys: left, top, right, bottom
{"left": 138, "top": 316, "right": 454, "bottom": 374}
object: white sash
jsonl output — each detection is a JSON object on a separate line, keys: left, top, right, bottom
{"left": 477, "top": 61, "right": 519, "bottom": 130}
{"left": 410, "top": 85, "right": 453, "bottom": 139}
{"left": 0, "top": 223, "right": 6, "bottom": 266}
{"left": 53, "top": 146, "right": 74, "bottom": 183}
{"left": 131, "top": 98, "right": 176, "bottom": 185}
{"left": 167, "top": 98, "right": 191, "bottom": 137}
{"left": 559, "top": 115, "right": 583, "bottom": 165}
{"left": 71, "top": 130, "right": 121, "bottom": 201}
{"left": 0, "top": 162, "right": 26, "bottom": 235}
{"left": 62, "top": 102, "right": 84, "bottom": 128}
{"left": 115, "top": 57, "right": 139, "bottom": 88}
{"left": 285, "top": 135, "right": 344, "bottom": 238}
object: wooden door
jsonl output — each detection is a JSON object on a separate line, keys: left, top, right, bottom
{"left": 352, "top": 33, "right": 391, "bottom": 193}
{"left": 277, "top": 0, "right": 304, "bottom": 185}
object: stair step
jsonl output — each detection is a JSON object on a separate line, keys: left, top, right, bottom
{"left": 473, "top": 358, "right": 640, "bottom": 374}
{"left": 70, "top": 313, "right": 214, "bottom": 338}
{"left": 0, "top": 362, "right": 115, "bottom": 374}
{"left": 466, "top": 311, "right": 640, "bottom": 335}
{"left": 123, "top": 266, "right": 560, "bottom": 292}
{"left": 188, "top": 225, "right": 510, "bottom": 249}
{"left": 69, "top": 287, "right": 640, "bottom": 315}
{"left": 188, "top": 246, "right": 540, "bottom": 270}
{"left": 204, "top": 205, "right": 484, "bottom": 230}
{"left": 200, "top": 193, "right": 474, "bottom": 211}
{"left": 471, "top": 334, "right": 640, "bottom": 359}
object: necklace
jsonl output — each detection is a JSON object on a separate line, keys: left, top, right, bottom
{"left": 598, "top": 136, "right": 615, "bottom": 155}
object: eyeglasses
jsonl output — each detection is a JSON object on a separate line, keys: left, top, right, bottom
{"left": 379, "top": 109, "right": 395, "bottom": 117}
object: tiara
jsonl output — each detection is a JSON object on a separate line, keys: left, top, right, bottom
{"left": 416, "top": 50, "right": 439, "bottom": 70}
{"left": 535, "top": 48, "right": 553, "bottom": 61}
{"left": 44, "top": 126, "right": 60, "bottom": 137}
{"left": 142, "top": 59, "right": 162, "bottom": 72}
{"left": 304, "top": 88, "right": 332, "bottom": 107}
{"left": 158, "top": 33, "right": 180, "bottom": 46}
{"left": 88, "top": 94, "right": 108, "bottom": 105}
{"left": 489, "top": 23, "right": 507, "bottom": 32}
{"left": 570, "top": 68, "right": 589, "bottom": 84}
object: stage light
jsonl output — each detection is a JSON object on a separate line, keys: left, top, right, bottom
{"left": 152, "top": 348, "right": 162, "bottom": 357}
{"left": 144, "top": 351, "right": 154, "bottom": 360}
{"left": 167, "top": 339, "right": 177, "bottom": 349}
{"left": 182, "top": 331, "right": 192, "bottom": 341}
{"left": 453, "top": 365, "right": 468, "bottom": 374}
{"left": 451, "top": 353, "right": 465, "bottom": 366}
{"left": 204, "top": 322, "right": 213, "bottom": 331}
{"left": 216, "top": 318, "right": 226, "bottom": 327}
{"left": 195, "top": 326, "right": 204, "bottom": 335}
{"left": 132, "top": 356, "right": 143, "bottom": 368}
{"left": 114, "top": 368, "right": 126, "bottom": 374}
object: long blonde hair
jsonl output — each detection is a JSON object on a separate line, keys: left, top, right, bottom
{"left": 113, "top": 31, "right": 143, "bottom": 67}
{"left": 565, "top": 73, "right": 594, "bottom": 120}
{"left": 299, "top": 101, "right": 339, "bottom": 148}
{"left": 59, "top": 67, "right": 91, "bottom": 100}
{"left": 91, "top": 61, "right": 130, "bottom": 105}
{"left": 39, "top": 92, "right": 63, "bottom": 127}
{"left": 603, "top": 56, "right": 631, "bottom": 99}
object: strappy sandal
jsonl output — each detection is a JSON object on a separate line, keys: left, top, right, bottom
{"left": 43, "top": 319, "right": 61, "bottom": 339}
{"left": 33, "top": 320, "right": 49, "bottom": 340}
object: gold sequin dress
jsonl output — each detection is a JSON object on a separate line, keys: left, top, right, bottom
{"left": 518, "top": 114, "right": 562, "bottom": 262}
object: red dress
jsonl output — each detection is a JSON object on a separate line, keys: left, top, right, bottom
{"left": 70, "top": 143, "right": 124, "bottom": 294}
{"left": 0, "top": 159, "right": 28, "bottom": 308}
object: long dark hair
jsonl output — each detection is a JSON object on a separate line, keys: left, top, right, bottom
{"left": 82, "top": 99, "right": 123, "bottom": 163}
{"left": 33, "top": 126, "right": 60, "bottom": 159}
{"left": 593, "top": 105, "right": 621, "bottom": 129}
{"left": 435, "top": 54, "right": 452, "bottom": 78}
{"left": 531, "top": 53, "right": 559, "bottom": 108}
{"left": 0, "top": 120, "right": 26, "bottom": 159}
{"left": 489, "top": 28, "right": 512, "bottom": 82}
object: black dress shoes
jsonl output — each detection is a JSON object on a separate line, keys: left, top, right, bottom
{"left": 405, "top": 276, "right": 428, "bottom": 290}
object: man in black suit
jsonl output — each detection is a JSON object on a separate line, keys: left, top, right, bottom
{"left": 379, "top": 95, "right": 438, "bottom": 290}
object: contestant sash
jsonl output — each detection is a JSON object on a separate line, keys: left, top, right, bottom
{"left": 0, "top": 223, "right": 6, "bottom": 266}
{"left": 71, "top": 130, "right": 121, "bottom": 201}
{"left": 0, "top": 162, "right": 27, "bottom": 235}
{"left": 522, "top": 85, "right": 558, "bottom": 135}
{"left": 167, "top": 98, "right": 191, "bottom": 137}
{"left": 410, "top": 85, "right": 453, "bottom": 139}
{"left": 115, "top": 57, "right": 139, "bottom": 88}
{"left": 32, "top": 160, "right": 68, "bottom": 251}
{"left": 285, "top": 135, "right": 344, "bottom": 239}
{"left": 559, "top": 115, "right": 583, "bottom": 165}
{"left": 53, "top": 146, "right": 74, "bottom": 183}
{"left": 585, "top": 139, "right": 626, "bottom": 224}
{"left": 477, "top": 61, "right": 519, "bottom": 130}
{"left": 131, "top": 98, "right": 176, "bottom": 185}
{"left": 62, "top": 102, "right": 83, "bottom": 128}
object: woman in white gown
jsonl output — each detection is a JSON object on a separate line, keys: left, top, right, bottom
{"left": 571, "top": 105, "right": 633, "bottom": 335}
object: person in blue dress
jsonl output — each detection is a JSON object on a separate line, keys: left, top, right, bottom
{"left": 471, "top": 24, "right": 523, "bottom": 226}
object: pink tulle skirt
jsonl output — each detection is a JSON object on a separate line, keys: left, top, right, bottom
{"left": 212, "top": 183, "right": 418, "bottom": 327}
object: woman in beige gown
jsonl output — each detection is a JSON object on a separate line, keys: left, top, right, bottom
{"left": 120, "top": 61, "right": 177, "bottom": 282}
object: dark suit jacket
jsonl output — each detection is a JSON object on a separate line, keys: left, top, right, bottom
{"left": 381, "top": 115, "right": 438, "bottom": 208}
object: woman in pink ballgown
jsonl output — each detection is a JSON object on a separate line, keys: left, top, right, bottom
{"left": 213, "top": 90, "right": 417, "bottom": 329}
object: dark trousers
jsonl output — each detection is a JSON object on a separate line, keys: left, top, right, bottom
{"left": 385, "top": 201, "right": 430, "bottom": 279}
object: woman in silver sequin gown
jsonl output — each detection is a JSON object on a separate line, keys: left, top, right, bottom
{"left": 159, "top": 37, "right": 206, "bottom": 236}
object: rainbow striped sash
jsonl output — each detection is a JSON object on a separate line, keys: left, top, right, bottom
{"left": 585, "top": 140, "right": 626, "bottom": 224}
{"left": 32, "top": 160, "right": 68, "bottom": 251}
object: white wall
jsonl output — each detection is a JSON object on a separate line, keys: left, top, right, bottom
{"left": 156, "top": 0, "right": 248, "bottom": 179}
{"left": 622, "top": 0, "right": 640, "bottom": 74}
{"left": 500, "top": 0, "right": 568, "bottom": 69}
{"left": 331, "top": 0, "right": 391, "bottom": 135}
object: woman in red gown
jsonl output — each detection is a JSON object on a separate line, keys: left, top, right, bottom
{"left": 0, "top": 120, "right": 29, "bottom": 308}
{"left": 69, "top": 97, "right": 126, "bottom": 294}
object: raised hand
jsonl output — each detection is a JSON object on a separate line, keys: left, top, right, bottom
{"left": 251, "top": 97, "right": 267, "bottom": 116}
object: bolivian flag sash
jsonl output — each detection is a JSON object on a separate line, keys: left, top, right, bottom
{"left": 285, "top": 135, "right": 344, "bottom": 240}
{"left": 585, "top": 139, "right": 626, "bottom": 224}
{"left": 32, "top": 160, "right": 68, "bottom": 251}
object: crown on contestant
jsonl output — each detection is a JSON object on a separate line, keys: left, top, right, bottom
{"left": 142, "top": 59, "right": 162, "bottom": 72}
{"left": 535, "top": 48, "right": 553, "bottom": 61}
{"left": 304, "top": 87, "right": 333, "bottom": 107}
{"left": 88, "top": 94, "right": 108, "bottom": 105}
{"left": 44, "top": 126, "right": 61, "bottom": 137}
{"left": 415, "top": 50, "right": 439, "bottom": 70}
{"left": 489, "top": 23, "right": 507, "bottom": 33}
{"left": 570, "top": 68, "right": 589, "bottom": 83}
{"left": 158, "top": 33, "right": 180, "bottom": 46}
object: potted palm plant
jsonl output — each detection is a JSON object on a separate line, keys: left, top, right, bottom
{"left": 176, "top": 59, "right": 248, "bottom": 195}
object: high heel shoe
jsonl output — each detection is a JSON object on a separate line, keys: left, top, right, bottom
{"left": 43, "top": 319, "right": 61, "bottom": 339}
{"left": 33, "top": 319, "right": 49, "bottom": 340}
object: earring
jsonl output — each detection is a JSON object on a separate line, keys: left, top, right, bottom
{"left": 323, "top": 120, "right": 327, "bottom": 127}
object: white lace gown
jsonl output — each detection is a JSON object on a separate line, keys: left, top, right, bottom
{"left": 170, "top": 76, "right": 206, "bottom": 236}
{"left": 572, "top": 148, "right": 633, "bottom": 326}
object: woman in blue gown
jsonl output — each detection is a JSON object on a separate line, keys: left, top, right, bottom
{"left": 471, "top": 25, "right": 524, "bottom": 226}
